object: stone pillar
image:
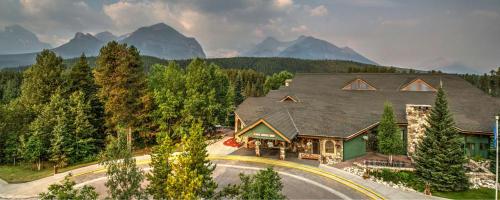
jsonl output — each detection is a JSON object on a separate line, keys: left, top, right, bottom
{"left": 279, "top": 142, "right": 286, "bottom": 160}
{"left": 406, "top": 104, "right": 431, "bottom": 155}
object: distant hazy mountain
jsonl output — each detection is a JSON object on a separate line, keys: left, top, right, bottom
{"left": 94, "top": 31, "right": 118, "bottom": 42}
{"left": 121, "top": 23, "right": 205, "bottom": 59}
{"left": 53, "top": 32, "right": 104, "bottom": 58}
{"left": 244, "top": 37, "right": 293, "bottom": 57}
{"left": 0, "top": 25, "right": 51, "bottom": 54}
{"left": 244, "top": 35, "right": 377, "bottom": 65}
{"left": 419, "top": 57, "right": 482, "bottom": 74}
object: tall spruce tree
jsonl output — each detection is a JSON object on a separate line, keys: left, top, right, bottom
{"left": 66, "top": 54, "right": 105, "bottom": 144}
{"left": 69, "top": 91, "right": 97, "bottom": 162}
{"left": 377, "top": 102, "right": 404, "bottom": 163}
{"left": 414, "top": 87, "right": 469, "bottom": 191}
{"left": 234, "top": 73, "right": 245, "bottom": 105}
{"left": 100, "top": 128, "right": 144, "bottom": 199}
{"left": 166, "top": 121, "right": 217, "bottom": 199}
{"left": 146, "top": 133, "right": 175, "bottom": 199}
{"left": 94, "top": 42, "right": 147, "bottom": 145}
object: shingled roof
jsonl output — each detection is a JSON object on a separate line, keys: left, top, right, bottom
{"left": 235, "top": 73, "right": 500, "bottom": 138}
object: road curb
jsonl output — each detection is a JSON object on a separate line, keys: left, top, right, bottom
{"left": 208, "top": 155, "right": 386, "bottom": 200}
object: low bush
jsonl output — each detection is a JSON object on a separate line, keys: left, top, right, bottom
{"left": 371, "top": 169, "right": 424, "bottom": 191}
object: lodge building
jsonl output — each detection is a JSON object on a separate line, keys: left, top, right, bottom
{"left": 234, "top": 73, "right": 500, "bottom": 164}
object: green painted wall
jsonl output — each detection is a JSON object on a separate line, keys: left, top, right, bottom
{"left": 463, "top": 134, "right": 490, "bottom": 158}
{"left": 242, "top": 123, "right": 286, "bottom": 141}
{"left": 343, "top": 134, "right": 367, "bottom": 160}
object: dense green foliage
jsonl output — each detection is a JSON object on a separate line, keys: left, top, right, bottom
{"left": 219, "top": 167, "right": 286, "bottom": 200}
{"left": 0, "top": 69, "right": 22, "bottom": 104}
{"left": 94, "top": 41, "right": 149, "bottom": 141}
{"left": 146, "top": 121, "right": 218, "bottom": 199}
{"left": 39, "top": 175, "right": 98, "bottom": 200}
{"left": 63, "top": 56, "right": 407, "bottom": 75}
{"left": 461, "top": 67, "right": 500, "bottom": 97}
{"left": 100, "top": 129, "right": 145, "bottom": 199}
{"left": 377, "top": 102, "right": 404, "bottom": 159}
{"left": 371, "top": 169, "right": 424, "bottom": 191}
{"left": 148, "top": 59, "right": 234, "bottom": 137}
{"left": 264, "top": 70, "right": 294, "bottom": 93}
{"left": 226, "top": 69, "right": 266, "bottom": 98}
{"left": 414, "top": 87, "right": 469, "bottom": 191}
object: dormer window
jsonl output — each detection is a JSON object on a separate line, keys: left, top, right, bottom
{"left": 401, "top": 79, "right": 437, "bottom": 92}
{"left": 280, "top": 95, "right": 298, "bottom": 102}
{"left": 342, "top": 79, "right": 376, "bottom": 91}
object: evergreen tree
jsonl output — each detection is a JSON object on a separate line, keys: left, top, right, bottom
{"left": 100, "top": 128, "right": 144, "bottom": 199}
{"left": 377, "top": 102, "right": 404, "bottom": 163}
{"left": 50, "top": 112, "right": 73, "bottom": 168}
{"left": 20, "top": 50, "right": 65, "bottom": 110}
{"left": 66, "top": 54, "right": 105, "bottom": 144}
{"left": 40, "top": 175, "right": 98, "bottom": 200}
{"left": 23, "top": 133, "right": 44, "bottom": 170}
{"left": 166, "top": 121, "right": 217, "bottom": 199}
{"left": 234, "top": 73, "right": 245, "bottom": 105}
{"left": 94, "top": 42, "right": 147, "bottom": 145}
{"left": 148, "top": 63, "right": 186, "bottom": 138}
{"left": 68, "top": 91, "right": 97, "bottom": 162}
{"left": 219, "top": 167, "right": 286, "bottom": 200}
{"left": 146, "top": 133, "right": 175, "bottom": 199}
{"left": 182, "top": 59, "right": 234, "bottom": 129}
{"left": 414, "top": 87, "right": 469, "bottom": 191}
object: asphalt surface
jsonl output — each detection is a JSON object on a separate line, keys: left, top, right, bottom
{"left": 69, "top": 160, "right": 368, "bottom": 199}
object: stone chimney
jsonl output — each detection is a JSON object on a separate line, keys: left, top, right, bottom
{"left": 406, "top": 104, "right": 431, "bottom": 155}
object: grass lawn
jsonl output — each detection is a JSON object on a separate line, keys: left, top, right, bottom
{"left": 0, "top": 148, "right": 152, "bottom": 183}
{"left": 434, "top": 188, "right": 495, "bottom": 200}
{"left": 0, "top": 161, "right": 98, "bottom": 183}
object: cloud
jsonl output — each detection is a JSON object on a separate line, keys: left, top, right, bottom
{"left": 274, "top": 0, "right": 293, "bottom": 8}
{"left": 334, "top": 0, "right": 395, "bottom": 7}
{"left": 309, "top": 5, "right": 328, "bottom": 16}
{"left": 380, "top": 19, "right": 420, "bottom": 28}
{"left": 291, "top": 25, "right": 308, "bottom": 33}
{"left": 207, "top": 48, "right": 240, "bottom": 58}
{"left": 470, "top": 10, "right": 500, "bottom": 19}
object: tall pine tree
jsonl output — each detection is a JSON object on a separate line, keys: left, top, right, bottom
{"left": 146, "top": 133, "right": 175, "bottom": 199}
{"left": 377, "top": 102, "right": 404, "bottom": 163}
{"left": 94, "top": 42, "right": 147, "bottom": 145}
{"left": 414, "top": 87, "right": 469, "bottom": 191}
{"left": 166, "top": 121, "right": 217, "bottom": 199}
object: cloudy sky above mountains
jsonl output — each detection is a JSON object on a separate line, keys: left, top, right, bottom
{"left": 0, "top": 0, "right": 499, "bottom": 72}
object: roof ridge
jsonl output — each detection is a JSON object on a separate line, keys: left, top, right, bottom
{"left": 286, "top": 109, "right": 299, "bottom": 134}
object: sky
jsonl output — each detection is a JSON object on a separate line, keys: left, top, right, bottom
{"left": 0, "top": 0, "right": 499, "bottom": 72}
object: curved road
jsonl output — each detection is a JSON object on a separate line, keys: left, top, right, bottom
{"left": 74, "top": 160, "right": 368, "bottom": 199}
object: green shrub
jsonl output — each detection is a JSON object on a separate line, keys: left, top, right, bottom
{"left": 371, "top": 169, "right": 424, "bottom": 191}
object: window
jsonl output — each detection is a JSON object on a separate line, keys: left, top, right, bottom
{"left": 325, "top": 141, "right": 335, "bottom": 153}
{"left": 342, "top": 79, "right": 376, "bottom": 90}
{"left": 480, "top": 143, "right": 488, "bottom": 151}
{"left": 466, "top": 143, "right": 476, "bottom": 156}
{"left": 401, "top": 79, "right": 437, "bottom": 92}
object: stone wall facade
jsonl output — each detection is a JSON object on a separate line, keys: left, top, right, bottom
{"left": 320, "top": 138, "right": 343, "bottom": 164}
{"left": 406, "top": 104, "right": 431, "bottom": 155}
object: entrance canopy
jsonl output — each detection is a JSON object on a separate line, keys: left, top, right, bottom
{"left": 236, "top": 110, "right": 299, "bottom": 143}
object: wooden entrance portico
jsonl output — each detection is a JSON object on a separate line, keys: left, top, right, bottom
{"left": 235, "top": 119, "right": 294, "bottom": 160}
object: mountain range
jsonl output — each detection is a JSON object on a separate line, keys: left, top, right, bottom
{"left": 244, "top": 36, "right": 377, "bottom": 65}
{"left": 0, "top": 23, "right": 206, "bottom": 67}
{"left": 0, "top": 25, "right": 51, "bottom": 55}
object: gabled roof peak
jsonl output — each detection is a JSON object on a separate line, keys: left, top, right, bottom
{"left": 400, "top": 78, "right": 437, "bottom": 92}
{"left": 342, "top": 78, "right": 376, "bottom": 91}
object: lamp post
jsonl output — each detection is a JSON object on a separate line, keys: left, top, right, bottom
{"left": 495, "top": 115, "right": 499, "bottom": 199}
